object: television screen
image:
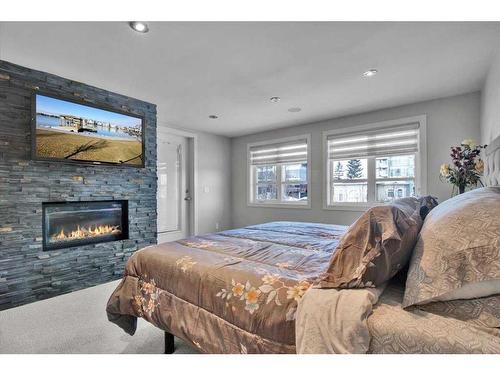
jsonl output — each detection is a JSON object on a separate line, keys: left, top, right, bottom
{"left": 33, "top": 93, "right": 144, "bottom": 167}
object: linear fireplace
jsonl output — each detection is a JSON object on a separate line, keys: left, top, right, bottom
{"left": 42, "top": 200, "right": 129, "bottom": 251}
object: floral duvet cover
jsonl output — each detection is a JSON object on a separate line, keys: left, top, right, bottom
{"left": 106, "top": 221, "right": 347, "bottom": 353}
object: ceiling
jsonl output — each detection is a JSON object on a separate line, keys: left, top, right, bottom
{"left": 1, "top": 22, "right": 500, "bottom": 137}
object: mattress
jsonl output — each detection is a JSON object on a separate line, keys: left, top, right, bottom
{"left": 106, "top": 221, "right": 347, "bottom": 353}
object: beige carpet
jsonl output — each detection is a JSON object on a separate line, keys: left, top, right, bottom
{"left": 0, "top": 280, "right": 198, "bottom": 354}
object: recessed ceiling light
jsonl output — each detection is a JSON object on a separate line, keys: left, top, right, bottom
{"left": 270, "top": 96, "right": 281, "bottom": 103}
{"left": 208, "top": 115, "right": 219, "bottom": 119}
{"left": 288, "top": 107, "right": 301, "bottom": 113}
{"left": 129, "top": 22, "right": 149, "bottom": 33}
{"left": 363, "top": 69, "right": 378, "bottom": 77}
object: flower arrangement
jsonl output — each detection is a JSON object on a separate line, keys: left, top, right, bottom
{"left": 439, "top": 139, "right": 487, "bottom": 195}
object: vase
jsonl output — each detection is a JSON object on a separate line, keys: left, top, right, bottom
{"left": 458, "top": 184, "right": 466, "bottom": 194}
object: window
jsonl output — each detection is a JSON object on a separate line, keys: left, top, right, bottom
{"left": 330, "top": 159, "right": 368, "bottom": 203}
{"left": 375, "top": 155, "right": 415, "bottom": 203}
{"left": 248, "top": 135, "right": 310, "bottom": 207}
{"left": 324, "top": 117, "right": 426, "bottom": 208}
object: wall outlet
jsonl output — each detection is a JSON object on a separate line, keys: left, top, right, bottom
{"left": 215, "top": 222, "right": 220, "bottom": 231}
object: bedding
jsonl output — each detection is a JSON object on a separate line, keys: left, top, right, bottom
{"left": 418, "top": 294, "right": 500, "bottom": 328}
{"left": 318, "top": 196, "right": 437, "bottom": 289}
{"left": 296, "top": 280, "right": 500, "bottom": 354}
{"left": 107, "top": 221, "right": 348, "bottom": 353}
{"left": 368, "top": 282, "right": 500, "bottom": 354}
{"left": 295, "top": 284, "right": 385, "bottom": 353}
{"left": 403, "top": 187, "right": 500, "bottom": 307}
{"left": 106, "top": 207, "right": 498, "bottom": 354}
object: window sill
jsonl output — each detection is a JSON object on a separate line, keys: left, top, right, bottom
{"left": 248, "top": 202, "right": 311, "bottom": 209}
{"left": 323, "top": 203, "right": 374, "bottom": 212}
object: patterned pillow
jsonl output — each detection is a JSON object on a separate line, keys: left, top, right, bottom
{"left": 317, "top": 196, "right": 438, "bottom": 289}
{"left": 403, "top": 187, "right": 500, "bottom": 308}
{"left": 417, "top": 294, "right": 500, "bottom": 328}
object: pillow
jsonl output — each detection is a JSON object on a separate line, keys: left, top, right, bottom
{"left": 403, "top": 187, "right": 500, "bottom": 308}
{"left": 417, "top": 294, "right": 500, "bottom": 329}
{"left": 317, "top": 196, "right": 438, "bottom": 289}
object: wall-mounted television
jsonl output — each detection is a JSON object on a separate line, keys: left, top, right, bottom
{"left": 32, "top": 93, "right": 145, "bottom": 167}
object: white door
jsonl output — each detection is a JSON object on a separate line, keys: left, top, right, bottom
{"left": 157, "top": 132, "right": 192, "bottom": 243}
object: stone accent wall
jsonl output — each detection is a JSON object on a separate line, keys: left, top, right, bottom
{"left": 0, "top": 60, "right": 157, "bottom": 310}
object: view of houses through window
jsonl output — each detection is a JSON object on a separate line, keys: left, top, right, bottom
{"left": 254, "top": 163, "right": 308, "bottom": 203}
{"left": 331, "top": 159, "right": 368, "bottom": 203}
{"left": 375, "top": 155, "right": 415, "bottom": 202}
{"left": 331, "top": 154, "right": 415, "bottom": 204}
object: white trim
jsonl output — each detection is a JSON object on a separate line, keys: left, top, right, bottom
{"left": 247, "top": 134, "right": 312, "bottom": 209}
{"left": 157, "top": 126, "right": 199, "bottom": 237}
{"left": 322, "top": 115, "right": 427, "bottom": 210}
{"left": 367, "top": 157, "right": 376, "bottom": 202}
{"left": 416, "top": 115, "right": 428, "bottom": 196}
{"left": 323, "top": 203, "right": 373, "bottom": 212}
{"left": 247, "top": 202, "right": 310, "bottom": 209}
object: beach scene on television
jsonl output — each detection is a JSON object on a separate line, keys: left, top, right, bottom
{"left": 35, "top": 94, "right": 143, "bottom": 166}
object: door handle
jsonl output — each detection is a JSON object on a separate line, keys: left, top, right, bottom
{"left": 184, "top": 196, "right": 192, "bottom": 201}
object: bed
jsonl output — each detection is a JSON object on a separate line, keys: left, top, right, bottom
{"left": 107, "top": 136, "right": 500, "bottom": 354}
{"left": 106, "top": 222, "right": 347, "bottom": 353}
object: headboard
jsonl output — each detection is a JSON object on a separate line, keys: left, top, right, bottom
{"left": 484, "top": 134, "right": 500, "bottom": 186}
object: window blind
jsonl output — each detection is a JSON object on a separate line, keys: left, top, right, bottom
{"left": 327, "top": 123, "right": 419, "bottom": 160}
{"left": 249, "top": 138, "right": 308, "bottom": 166}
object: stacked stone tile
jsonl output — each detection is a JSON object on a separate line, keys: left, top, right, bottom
{"left": 0, "top": 60, "right": 157, "bottom": 310}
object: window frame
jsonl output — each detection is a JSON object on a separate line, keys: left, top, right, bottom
{"left": 247, "top": 134, "right": 312, "bottom": 209}
{"left": 322, "top": 115, "right": 427, "bottom": 211}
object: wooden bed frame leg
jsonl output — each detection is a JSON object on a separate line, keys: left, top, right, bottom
{"left": 164, "top": 331, "right": 175, "bottom": 354}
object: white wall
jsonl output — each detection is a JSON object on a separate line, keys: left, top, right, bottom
{"left": 196, "top": 131, "right": 232, "bottom": 234}
{"left": 231, "top": 92, "right": 481, "bottom": 227}
{"left": 157, "top": 127, "right": 232, "bottom": 236}
{"left": 481, "top": 52, "right": 500, "bottom": 144}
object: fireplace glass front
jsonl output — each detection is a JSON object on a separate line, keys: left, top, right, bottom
{"left": 42, "top": 200, "right": 128, "bottom": 251}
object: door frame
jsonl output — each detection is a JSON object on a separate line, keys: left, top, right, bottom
{"left": 157, "top": 126, "right": 199, "bottom": 238}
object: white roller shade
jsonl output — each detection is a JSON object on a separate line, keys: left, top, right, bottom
{"left": 327, "top": 123, "right": 419, "bottom": 160}
{"left": 250, "top": 138, "right": 308, "bottom": 165}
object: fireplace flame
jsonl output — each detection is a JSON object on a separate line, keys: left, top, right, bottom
{"left": 51, "top": 224, "right": 121, "bottom": 241}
